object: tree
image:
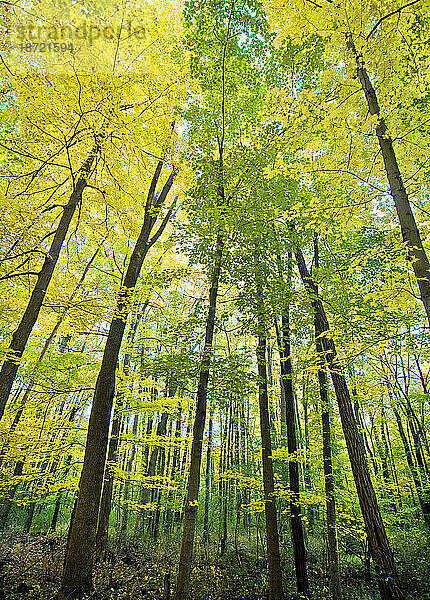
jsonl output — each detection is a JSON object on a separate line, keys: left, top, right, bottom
{"left": 294, "top": 232, "right": 404, "bottom": 600}
{"left": 175, "top": 0, "right": 271, "bottom": 596}
{"left": 275, "top": 255, "right": 310, "bottom": 599}
{"left": 0, "top": 147, "right": 99, "bottom": 421}
{"left": 58, "top": 160, "right": 177, "bottom": 598}
{"left": 346, "top": 34, "right": 430, "bottom": 327}
{"left": 313, "top": 235, "right": 342, "bottom": 600}
{"left": 255, "top": 262, "right": 284, "bottom": 600}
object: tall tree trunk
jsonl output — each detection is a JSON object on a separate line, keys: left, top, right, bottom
{"left": 374, "top": 411, "right": 391, "bottom": 493}
{"left": 218, "top": 408, "right": 228, "bottom": 553}
{"left": 58, "top": 163, "right": 175, "bottom": 598}
{"left": 136, "top": 395, "right": 156, "bottom": 531}
{"left": 266, "top": 346, "right": 277, "bottom": 444}
{"left": 174, "top": 413, "right": 191, "bottom": 524}
{"left": 50, "top": 492, "right": 62, "bottom": 533}
{"left": 314, "top": 234, "right": 342, "bottom": 600}
{"left": 0, "top": 149, "right": 98, "bottom": 421}
{"left": 318, "top": 359, "right": 342, "bottom": 600}
{"left": 165, "top": 403, "right": 182, "bottom": 531}
{"left": 347, "top": 35, "right": 430, "bottom": 326}
{"left": 49, "top": 455, "right": 73, "bottom": 533}
{"left": 136, "top": 408, "right": 170, "bottom": 533}
{"left": 175, "top": 232, "right": 224, "bottom": 600}
{"left": 351, "top": 385, "right": 379, "bottom": 477}
{"left": 276, "top": 258, "right": 309, "bottom": 599}
{"left": 94, "top": 403, "right": 122, "bottom": 559}
{"left": 294, "top": 238, "right": 404, "bottom": 600}
{"left": 385, "top": 419, "right": 402, "bottom": 508}
{"left": 121, "top": 412, "right": 139, "bottom": 534}
{"left": 404, "top": 405, "right": 430, "bottom": 480}
{"left": 24, "top": 501, "right": 36, "bottom": 534}
{"left": 203, "top": 409, "right": 213, "bottom": 544}
{"left": 151, "top": 429, "right": 168, "bottom": 540}
{"left": 256, "top": 328, "right": 284, "bottom": 600}
{"left": 0, "top": 245, "right": 101, "bottom": 470}
{"left": 302, "top": 377, "right": 314, "bottom": 529}
{"left": 117, "top": 305, "right": 146, "bottom": 538}
{"left": 221, "top": 401, "right": 232, "bottom": 555}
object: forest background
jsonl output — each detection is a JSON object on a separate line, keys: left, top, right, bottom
{"left": 0, "top": 0, "right": 430, "bottom": 599}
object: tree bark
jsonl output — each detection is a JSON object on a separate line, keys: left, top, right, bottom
{"left": 0, "top": 149, "right": 98, "bottom": 421}
{"left": 347, "top": 35, "right": 430, "bottom": 326}
{"left": 116, "top": 304, "right": 146, "bottom": 537}
{"left": 277, "top": 303, "right": 309, "bottom": 597}
{"left": 319, "top": 366, "right": 342, "bottom": 600}
{"left": 165, "top": 404, "right": 182, "bottom": 531}
{"left": 58, "top": 163, "right": 175, "bottom": 598}
{"left": 313, "top": 234, "right": 342, "bottom": 600}
{"left": 393, "top": 407, "right": 430, "bottom": 525}
{"left": 175, "top": 232, "right": 224, "bottom": 600}
{"left": 94, "top": 403, "right": 122, "bottom": 558}
{"left": 294, "top": 239, "right": 404, "bottom": 600}
{"left": 221, "top": 401, "right": 232, "bottom": 554}
{"left": 256, "top": 329, "right": 284, "bottom": 600}
{"left": 121, "top": 412, "right": 139, "bottom": 534}
{"left": 50, "top": 492, "right": 62, "bottom": 533}
{"left": 0, "top": 459, "right": 24, "bottom": 530}
{"left": 203, "top": 409, "right": 213, "bottom": 544}
{"left": 136, "top": 408, "right": 170, "bottom": 533}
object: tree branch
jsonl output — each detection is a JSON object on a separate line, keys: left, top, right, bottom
{"left": 367, "top": 0, "right": 422, "bottom": 40}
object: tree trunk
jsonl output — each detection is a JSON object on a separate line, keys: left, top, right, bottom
{"left": 318, "top": 363, "right": 342, "bottom": 600}
{"left": 136, "top": 408, "right": 170, "bottom": 533}
{"left": 121, "top": 412, "right": 139, "bottom": 534}
{"left": 175, "top": 232, "right": 224, "bottom": 600}
{"left": 347, "top": 35, "right": 430, "bottom": 326}
{"left": 58, "top": 163, "right": 175, "bottom": 598}
{"left": 0, "top": 149, "right": 98, "bottom": 421}
{"left": 0, "top": 459, "right": 24, "bottom": 530}
{"left": 256, "top": 329, "right": 284, "bottom": 600}
{"left": 116, "top": 303, "right": 146, "bottom": 538}
{"left": 278, "top": 296, "right": 309, "bottom": 596}
{"left": 221, "top": 401, "right": 232, "bottom": 554}
{"left": 352, "top": 387, "right": 379, "bottom": 477}
{"left": 94, "top": 403, "right": 122, "bottom": 558}
{"left": 203, "top": 409, "right": 213, "bottom": 544}
{"left": 0, "top": 246, "right": 101, "bottom": 471}
{"left": 151, "top": 432, "right": 167, "bottom": 540}
{"left": 165, "top": 404, "right": 182, "bottom": 530}
{"left": 24, "top": 501, "right": 36, "bottom": 534}
{"left": 50, "top": 492, "right": 62, "bottom": 533}
{"left": 314, "top": 235, "right": 342, "bottom": 600}
{"left": 294, "top": 239, "right": 404, "bottom": 600}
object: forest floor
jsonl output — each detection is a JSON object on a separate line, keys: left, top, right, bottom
{"left": 0, "top": 530, "right": 429, "bottom": 600}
